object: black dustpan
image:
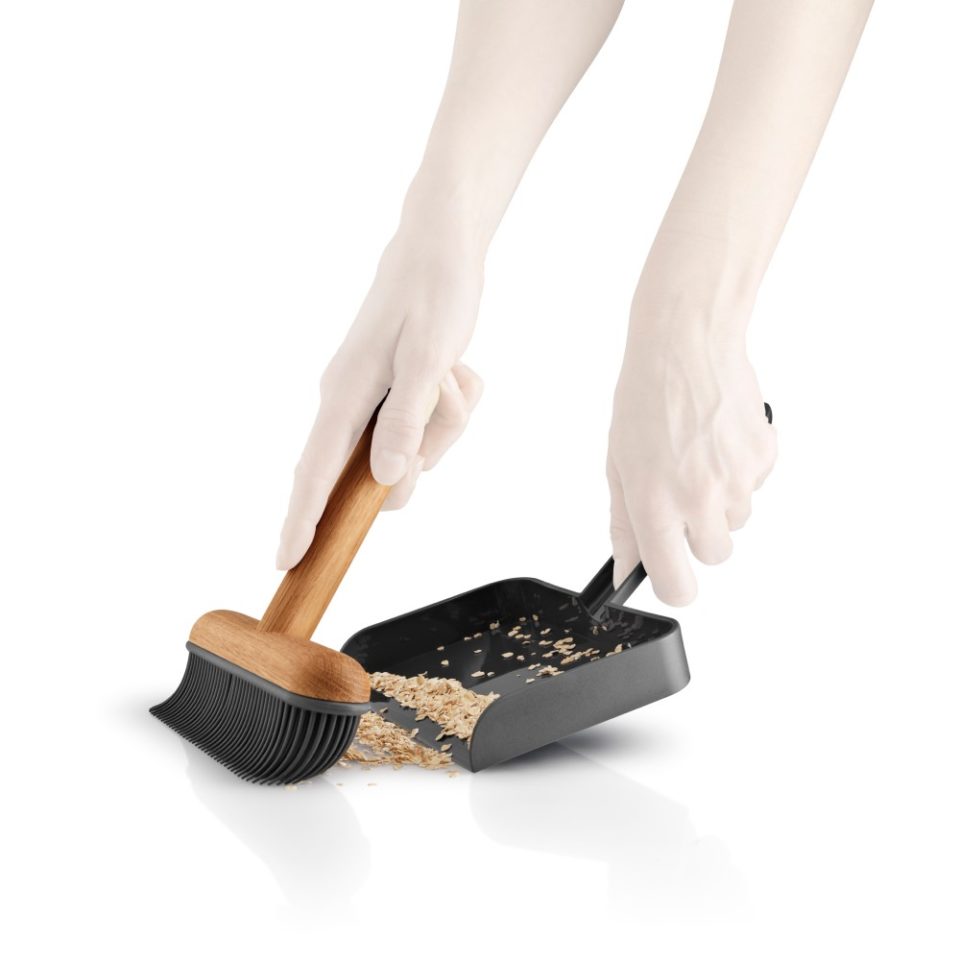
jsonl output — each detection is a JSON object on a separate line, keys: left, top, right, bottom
{"left": 341, "top": 558, "right": 688, "bottom": 771}
{"left": 342, "top": 404, "right": 774, "bottom": 771}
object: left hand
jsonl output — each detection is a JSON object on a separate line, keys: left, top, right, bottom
{"left": 607, "top": 326, "right": 777, "bottom": 605}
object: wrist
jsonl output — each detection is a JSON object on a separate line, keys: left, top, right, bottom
{"left": 615, "top": 317, "right": 750, "bottom": 418}
{"left": 399, "top": 166, "right": 496, "bottom": 266}
{"left": 628, "top": 240, "right": 761, "bottom": 349}
{"left": 624, "top": 287, "right": 751, "bottom": 376}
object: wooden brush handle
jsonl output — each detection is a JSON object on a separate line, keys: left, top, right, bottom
{"left": 259, "top": 416, "right": 389, "bottom": 642}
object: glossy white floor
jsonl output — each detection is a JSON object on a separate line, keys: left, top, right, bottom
{"left": 4, "top": 2, "right": 957, "bottom": 956}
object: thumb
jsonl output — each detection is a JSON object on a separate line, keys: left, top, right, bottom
{"left": 370, "top": 374, "right": 440, "bottom": 485}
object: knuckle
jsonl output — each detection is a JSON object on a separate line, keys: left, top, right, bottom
{"left": 609, "top": 516, "right": 634, "bottom": 543}
{"left": 399, "top": 339, "right": 443, "bottom": 377}
{"left": 293, "top": 454, "right": 324, "bottom": 483}
{"left": 436, "top": 400, "right": 469, "bottom": 430}
{"left": 637, "top": 499, "right": 678, "bottom": 535}
{"left": 376, "top": 406, "right": 424, "bottom": 448}
{"left": 319, "top": 355, "right": 349, "bottom": 393}
{"left": 726, "top": 473, "right": 755, "bottom": 503}
{"left": 727, "top": 503, "right": 752, "bottom": 530}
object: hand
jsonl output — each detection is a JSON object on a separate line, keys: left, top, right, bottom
{"left": 607, "top": 325, "right": 776, "bottom": 605}
{"left": 275, "top": 221, "right": 484, "bottom": 570}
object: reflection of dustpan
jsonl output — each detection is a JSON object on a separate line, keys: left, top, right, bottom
{"left": 342, "top": 558, "right": 688, "bottom": 771}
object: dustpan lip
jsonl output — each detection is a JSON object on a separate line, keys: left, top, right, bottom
{"left": 466, "top": 617, "right": 687, "bottom": 771}
{"left": 341, "top": 574, "right": 679, "bottom": 651}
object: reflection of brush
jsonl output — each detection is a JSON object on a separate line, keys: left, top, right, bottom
{"left": 151, "top": 417, "right": 388, "bottom": 784}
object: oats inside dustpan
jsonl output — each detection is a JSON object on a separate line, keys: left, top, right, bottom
{"left": 339, "top": 671, "right": 501, "bottom": 771}
{"left": 370, "top": 671, "right": 499, "bottom": 742}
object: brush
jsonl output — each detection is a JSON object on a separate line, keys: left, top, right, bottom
{"left": 151, "top": 415, "right": 388, "bottom": 784}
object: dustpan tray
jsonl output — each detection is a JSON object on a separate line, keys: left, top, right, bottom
{"left": 341, "top": 575, "right": 688, "bottom": 771}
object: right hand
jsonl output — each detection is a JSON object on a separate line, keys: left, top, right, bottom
{"left": 275, "top": 223, "right": 484, "bottom": 570}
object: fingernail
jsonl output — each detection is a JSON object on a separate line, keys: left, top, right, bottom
{"left": 371, "top": 450, "right": 408, "bottom": 485}
{"left": 276, "top": 535, "right": 301, "bottom": 571}
{"left": 657, "top": 588, "right": 697, "bottom": 607}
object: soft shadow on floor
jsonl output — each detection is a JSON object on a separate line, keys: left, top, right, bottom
{"left": 470, "top": 729, "right": 744, "bottom": 920}
{"left": 120, "top": 697, "right": 371, "bottom": 908}
{"left": 179, "top": 741, "right": 372, "bottom": 908}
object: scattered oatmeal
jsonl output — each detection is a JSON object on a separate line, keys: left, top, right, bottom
{"left": 538, "top": 665, "right": 562, "bottom": 676}
{"left": 341, "top": 712, "right": 452, "bottom": 770}
{"left": 440, "top": 659, "right": 449, "bottom": 666}
{"left": 471, "top": 671, "right": 485, "bottom": 678}
{"left": 501, "top": 651, "right": 514, "bottom": 659}
{"left": 370, "top": 671, "right": 500, "bottom": 742}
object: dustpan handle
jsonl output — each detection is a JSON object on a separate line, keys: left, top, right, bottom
{"left": 580, "top": 558, "right": 647, "bottom": 617}
{"left": 582, "top": 402, "right": 773, "bottom": 617}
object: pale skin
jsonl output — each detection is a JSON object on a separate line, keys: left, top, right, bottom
{"left": 277, "top": 0, "right": 874, "bottom": 605}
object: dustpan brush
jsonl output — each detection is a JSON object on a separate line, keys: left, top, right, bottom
{"left": 151, "top": 418, "right": 387, "bottom": 784}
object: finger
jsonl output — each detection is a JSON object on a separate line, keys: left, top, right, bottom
{"left": 451, "top": 361, "right": 484, "bottom": 412}
{"left": 382, "top": 455, "right": 425, "bottom": 511}
{"left": 370, "top": 351, "right": 440, "bottom": 485}
{"left": 419, "top": 370, "right": 471, "bottom": 470}
{"left": 276, "top": 400, "right": 366, "bottom": 570}
{"left": 754, "top": 424, "right": 778, "bottom": 489}
{"left": 755, "top": 458, "right": 776, "bottom": 490}
{"left": 608, "top": 466, "right": 641, "bottom": 589}
{"left": 726, "top": 496, "right": 752, "bottom": 531}
{"left": 686, "top": 507, "right": 734, "bottom": 565}
{"left": 635, "top": 520, "right": 698, "bottom": 606}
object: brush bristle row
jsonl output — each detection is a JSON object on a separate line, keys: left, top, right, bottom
{"left": 150, "top": 652, "right": 359, "bottom": 784}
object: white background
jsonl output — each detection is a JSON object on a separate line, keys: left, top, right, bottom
{"left": 2, "top": 1, "right": 958, "bottom": 956}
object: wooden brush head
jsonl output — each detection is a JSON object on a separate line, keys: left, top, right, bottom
{"left": 190, "top": 610, "right": 371, "bottom": 704}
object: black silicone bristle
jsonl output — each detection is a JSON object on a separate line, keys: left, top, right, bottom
{"left": 150, "top": 650, "right": 363, "bottom": 785}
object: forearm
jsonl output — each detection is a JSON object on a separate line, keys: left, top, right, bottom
{"left": 401, "top": 0, "right": 625, "bottom": 257}
{"left": 632, "top": 0, "right": 873, "bottom": 340}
